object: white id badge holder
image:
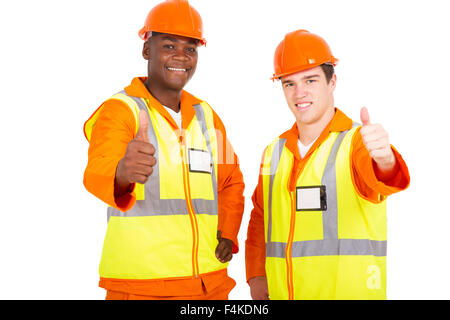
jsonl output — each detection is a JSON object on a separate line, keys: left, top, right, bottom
{"left": 296, "top": 186, "right": 327, "bottom": 211}
{"left": 188, "top": 148, "right": 212, "bottom": 174}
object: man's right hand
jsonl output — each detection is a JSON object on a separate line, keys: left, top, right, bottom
{"left": 115, "top": 109, "right": 157, "bottom": 196}
{"left": 249, "top": 276, "right": 269, "bottom": 300}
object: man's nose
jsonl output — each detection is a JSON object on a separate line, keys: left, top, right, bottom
{"left": 294, "top": 84, "right": 308, "bottom": 98}
{"left": 173, "top": 47, "right": 189, "bottom": 61}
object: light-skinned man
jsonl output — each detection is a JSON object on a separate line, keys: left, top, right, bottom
{"left": 245, "top": 29, "right": 410, "bottom": 300}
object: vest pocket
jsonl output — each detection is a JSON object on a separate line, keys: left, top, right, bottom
{"left": 294, "top": 211, "right": 324, "bottom": 241}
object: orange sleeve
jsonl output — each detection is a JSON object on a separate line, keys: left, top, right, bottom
{"left": 245, "top": 153, "right": 267, "bottom": 282}
{"left": 212, "top": 111, "right": 245, "bottom": 254}
{"left": 351, "top": 129, "right": 410, "bottom": 202}
{"left": 83, "top": 99, "right": 138, "bottom": 212}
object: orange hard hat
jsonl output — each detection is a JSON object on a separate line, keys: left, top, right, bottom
{"left": 272, "top": 29, "right": 338, "bottom": 81}
{"left": 138, "top": 0, "right": 206, "bottom": 46}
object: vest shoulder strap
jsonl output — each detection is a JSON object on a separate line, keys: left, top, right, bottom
{"left": 84, "top": 91, "right": 147, "bottom": 142}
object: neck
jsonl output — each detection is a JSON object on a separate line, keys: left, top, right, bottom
{"left": 145, "top": 79, "right": 182, "bottom": 112}
{"left": 297, "top": 107, "right": 336, "bottom": 145}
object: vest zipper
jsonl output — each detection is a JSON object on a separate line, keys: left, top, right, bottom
{"left": 285, "top": 159, "right": 305, "bottom": 300}
{"left": 286, "top": 190, "right": 296, "bottom": 300}
{"left": 179, "top": 135, "right": 200, "bottom": 278}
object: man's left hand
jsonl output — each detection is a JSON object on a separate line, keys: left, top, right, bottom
{"left": 215, "top": 231, "right": 233, "bottom": 263}
{"left": 360, "top": 107, "right": 396, "bottom": 171}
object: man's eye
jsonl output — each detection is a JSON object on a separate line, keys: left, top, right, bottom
{"left": 164, "top": 44, "right": 174, "bottom": 49}
{"left": 283, "top": 83, "right": 294, "bottom": 88}
{"left": 186, "top": 47, "right": 197, "bottom": 53}
{"left": 306, "top": 79, "right": 316, "bottom": 84}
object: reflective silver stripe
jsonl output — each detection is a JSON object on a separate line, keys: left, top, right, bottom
{"left": 192, "top": 103, "right": 219, "bottom": 211}
{"left": 319, "top": 122, "right": 359, "bottom": 238}
{"left": 265, "top": 130, "right": 386, "bottom": 258}
{"left": 266, "top": 239, "right": 387, "bottom": 258}
{"left": 267, "top": 139, "right": 286, "bottom": 256}
{"left": 321, "top": 131, "right": 347, "bottom": 240}
{"left": 107, "top": 93, "right": 218, "bottom": 221}
{"left": 107, "top": 198, "right": 217, "bottom": 220}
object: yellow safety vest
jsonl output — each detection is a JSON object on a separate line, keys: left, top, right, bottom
{"left": 85, "top": 91, "right": 227, "bottom": 280}
{"left": 261, "top": 126, "right": 387, "bottom": 300}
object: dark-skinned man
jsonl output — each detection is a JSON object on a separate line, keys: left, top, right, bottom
{"left": 83, "top": 0, "right": 244, "bottom": 300}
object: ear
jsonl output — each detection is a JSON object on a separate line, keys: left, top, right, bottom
{"left": 142, "top": 40, "right": 150, "bottom": 61}
{"left": 329, "top": 73, "right": 337, "bottom": 91}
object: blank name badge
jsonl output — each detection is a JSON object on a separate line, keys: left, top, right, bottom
{"left": 188, "top": 148, "right": 212, "bottom": 174}
{"left": 296, "top": 186, "right": 327, "bottom": 211}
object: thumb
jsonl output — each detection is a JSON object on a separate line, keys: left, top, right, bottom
{"left": 135, "top": 109, "right": 150, "bottom": 142}
{"left": 360, "top": 107, "right": 371, "bottom": 126}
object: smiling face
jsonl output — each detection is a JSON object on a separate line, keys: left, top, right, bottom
{"left": 281, "top": 66, "right": 336, "bottom": 127}
{"left": 143, "top": 33, "right": 198, "bottom": 92}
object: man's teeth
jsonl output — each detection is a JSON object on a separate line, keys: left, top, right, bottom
{"left": 296, "top": 103, "right": 311, "bottom": 108}
{"left": 167, "top": 67, "right": 187, "bottom": 71}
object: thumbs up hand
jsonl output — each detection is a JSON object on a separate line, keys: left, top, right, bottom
{"left": 359, "top": 107, "right": 396, "bottom": 171}
{"left": 115, "top": 110, "right": 157, "bottom": 196}
{"left": 135, "top": 109, "right": 150, "bottom": 143}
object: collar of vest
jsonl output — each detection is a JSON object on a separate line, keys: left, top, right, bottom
{"left": 124, "top": 77, "right": 204, "bottom": 131}
{"left": 279, "top": 108, "right": 354, "bottom": 160}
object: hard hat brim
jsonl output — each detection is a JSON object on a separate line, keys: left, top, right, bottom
{"left": 271, "top": 59, "right": 338, "bottom": 81}
{"left": 138, "top": 27, "right": 206, "bottom": 46}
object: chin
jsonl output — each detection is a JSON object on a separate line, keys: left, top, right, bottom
{"left": 167, "top": 77, "right": 191, "bottom": 90}
{"left": 295, "top": 115, "right": 315, "bottom": 125}
{"left": 164, "top": 81, "right": 186, "bottom": 91}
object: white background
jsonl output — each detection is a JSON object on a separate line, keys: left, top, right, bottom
{"left": 1, "top": 0, "right": 449, "bottom": 300}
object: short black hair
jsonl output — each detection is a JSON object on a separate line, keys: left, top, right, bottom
{"left": 147, "top": 31, "right": 199, "bottom": 46}
{"left": 145, "top": 31, "right": 162, "bottom": 43}
{"left": 151, "top": 31, "right": 162, "bottom": 37}
{"left": 320, "top": 63, "right": 335, "bottom": 83}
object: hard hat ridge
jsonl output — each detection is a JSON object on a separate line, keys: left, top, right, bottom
{"left": 138, "top": 0, "right": 206, "bottom": 46}
{"left": 272, "top": 29, "right": 338, "bottom": 81}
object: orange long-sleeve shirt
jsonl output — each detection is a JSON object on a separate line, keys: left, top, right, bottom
{"left": 83, "top": 77, "right": 245, "bottom": 296}
{"left": 245, "top": 109, "right": 410, "bottom": 282}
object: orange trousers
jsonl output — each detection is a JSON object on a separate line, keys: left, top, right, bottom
{"left": 105, "top": 279, "right": 234, "bottom": 300}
